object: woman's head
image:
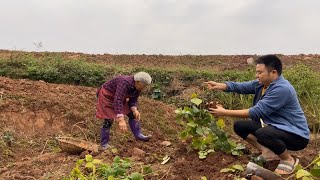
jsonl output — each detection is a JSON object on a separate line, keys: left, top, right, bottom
{"left": 134, "top": 72, "right": 152, "bottom": 91}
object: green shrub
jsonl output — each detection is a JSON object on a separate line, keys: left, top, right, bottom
{"left": 0, "top": 54, "right": 106, "bottom": 86}
{"left": 175, "top": 94, "right": 245, "bottom": 159}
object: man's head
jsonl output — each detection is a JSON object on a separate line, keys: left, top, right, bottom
{"left": 134, "top": 72, "right": 152, "bottom": 91}
{"left": 255, "top": 55, "right": 282, "bottom": 86}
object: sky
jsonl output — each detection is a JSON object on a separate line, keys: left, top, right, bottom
{"left": 0, "top": 0, "right": 319, "bottom": 55}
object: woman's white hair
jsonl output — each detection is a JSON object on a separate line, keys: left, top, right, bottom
{"left": 134, "top": 72, "right": 152, "bottom": 84}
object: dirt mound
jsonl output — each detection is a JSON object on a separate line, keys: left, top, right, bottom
{"left": 2, "top": 50, "right": 320, "bottom": 71}
{"left": 0, "top": 76, "right": 178, "bottom": 137}
{"left": 58, "top": 53, "right": 320, "bottom": 71}
{"left": 0, "top": 77, "right": 96, "bottom": 136}
{"left": 0, "top": 76, "right": 180, "bottom": 179}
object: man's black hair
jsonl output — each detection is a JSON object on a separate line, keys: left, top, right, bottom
{"left": 255, "top": 55, "right": 283, "bottom": 75}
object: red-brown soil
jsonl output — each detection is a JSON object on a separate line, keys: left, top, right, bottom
{"left": 1, "top": 76, "right": 319, "bottom": 180}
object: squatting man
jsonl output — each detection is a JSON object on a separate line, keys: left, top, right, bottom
{"left": 204, "top": 55, "right": 309, "bottom": 175}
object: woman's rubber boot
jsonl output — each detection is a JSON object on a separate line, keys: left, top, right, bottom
{"left": 128, "top": 113, "right": 151, "bottom": 142}
{"left": 101, "top": 119, "right": 113, "bottom": 149}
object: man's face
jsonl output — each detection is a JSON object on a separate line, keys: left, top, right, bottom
{"left": 255, "top": 64, "right": 275, "bottom": 85}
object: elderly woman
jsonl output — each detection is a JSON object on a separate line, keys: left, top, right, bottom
{"left": 96, "top": 72, "right": 152, "bottom": 149}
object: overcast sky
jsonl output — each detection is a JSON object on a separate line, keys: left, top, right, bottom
{"left": 0, "top": 0, "right": 319, "bottom": 55}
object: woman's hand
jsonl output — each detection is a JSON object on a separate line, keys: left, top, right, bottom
{"left": 117, "top": 116, "right": 127, "bottom": 132}
{"left": 132, "top": 109, "right": 141, "bottom": 121}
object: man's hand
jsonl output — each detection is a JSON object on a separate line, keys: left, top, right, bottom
{"left": 203, "top": 81, "right": 227, "bottom": 91}
{"left": 132, "top": 109, "right": 141, "bottom": 121}
{"left": 208, "top": 104, "right": 226, "bottom": 117}
{"left": 117, "top": 116, "right": 127, "bottom": 132}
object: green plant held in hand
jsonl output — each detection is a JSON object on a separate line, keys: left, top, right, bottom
{"left": 175, "top": 94, "right": 245, "bottom": 159}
